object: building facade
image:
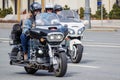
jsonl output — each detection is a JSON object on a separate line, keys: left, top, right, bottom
{"left": 0, "top": 0, "right": 119, "bottom": 14}
{"left": 0, "top": 0, "right": 35, "bottom": 14}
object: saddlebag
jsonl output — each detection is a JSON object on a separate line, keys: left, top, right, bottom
{"left": 9, "top": 47, "right": 19, "bottom": 61}
{"left": 11, "top": 24, "right": 22, "bottom": 44}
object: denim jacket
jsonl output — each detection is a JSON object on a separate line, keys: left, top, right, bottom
{"left": 22, "top": 18, "right": 34, "bottom": 34}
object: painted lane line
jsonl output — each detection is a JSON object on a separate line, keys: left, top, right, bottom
{"left": 83, "top": 53, "right": 88, "bottom": 55}
{"left": 84, "top": 42, "right": 120, "bottom": 46}
{"left": 0, "top": 38, "right": 9, "bottom": 40}
{"left": 1, "top": 41, "right": 10, "bottom": 43}
{"left": 68, "top": 63, "right": 100, "bottom": 69}
{"left": 85, "top": 44, "right": 120, "bottom": 48}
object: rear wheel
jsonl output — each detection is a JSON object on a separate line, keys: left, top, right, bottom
{"left": 54, "top": 52, "right": 67, "bottom": 77}
{"left": 24, "top": 67, "right": 38, "bottom": 74}
{"left": 70, "top": 44, "right": 83, "bottom": 63}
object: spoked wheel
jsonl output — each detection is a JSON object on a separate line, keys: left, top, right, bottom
{"left": 53, "top": 52, "right": 67, "bottom": 77}
{"left": 24, "top": 67, "right": 38, "bottom": 74}
{"left": 70, "top": 44, "right": 83, "bottom": 63}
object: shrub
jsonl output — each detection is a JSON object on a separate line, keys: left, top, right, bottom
{"left": 94, "top": 5, "right": 108, "bottom": 19}
{"left": 0, "top": 7, "right": 13, "bottom": 18}
{"left": 109, "top": 3, "right": 120, "bottom": 19}
{"left": 63, "top": 5, "right": 70, "bottom": 10}
{"left": 79, "top": 7, "right": 84, "bottom": 19}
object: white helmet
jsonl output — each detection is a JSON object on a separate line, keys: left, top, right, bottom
{"left": 45, "top": 3, "right": 54, "bottom": 10}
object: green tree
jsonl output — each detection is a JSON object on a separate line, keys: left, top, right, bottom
{"left": 94, "top": 5, "right": 108, "bottom": 19}
{"left": 109, "top": 3, "right": 120, "bottom": 19}
{"left": 79, "top": 7, "right": 84, "bottom": 19}
{"left": 0, "top": 7, "right": 13, "bottom": 18}
{"left": 63, "top": 5, "right": 70, "bottom": 10}
{"left": 7, "top": 7, "right": 13, "bottom": 14}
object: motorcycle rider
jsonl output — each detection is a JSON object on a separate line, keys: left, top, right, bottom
{"left": 20, "top": 2, "right": 42, "bottom": 61}
{"left": 45, "top": 3, "right": 54, "bottom": 13}
{"left": 53, "top": 4, "right": 63, "bottom": 14}
{"left": 53, "top": 5, "right": 70, "bottom": 49}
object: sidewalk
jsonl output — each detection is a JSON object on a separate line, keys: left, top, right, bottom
{"left": 0, "top": 23, "right": 16, "bottom": 29}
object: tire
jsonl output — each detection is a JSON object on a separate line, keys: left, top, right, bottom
{"left": 54, "top": 52, "right": 67, "bottom": 77}
{"left": 70, "top": 44, "right": 83, "bottom": 63}
{"left": 24, "top": 67, "right": 38, "bottom": 74}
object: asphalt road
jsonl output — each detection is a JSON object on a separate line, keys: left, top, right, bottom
{"left": 0, "top": 28, "right": 120, "bottom": 80}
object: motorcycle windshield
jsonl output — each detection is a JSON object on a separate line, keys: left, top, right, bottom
{"left": 58, "top": 10, "right": 81, "bottom": 22}
{"left": 35, "top": 13, "right": 60, "bottom": 26}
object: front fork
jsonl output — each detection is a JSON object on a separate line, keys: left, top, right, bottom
{"left": 47, "top": 44, "right": 58, "bottom": 65}
{"left": 66, "top": 38, "right": 82, "bottom": 50}
{"left": 65, "top": 38, "right": 82, "bottom": 57}
{"left": 69, "top": 39, "right": 82, "bottom": 51}
{"left": 47, "top": 44, "right": 65, "bottom": 66}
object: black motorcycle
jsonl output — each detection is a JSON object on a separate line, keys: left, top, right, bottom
{"left": 9, "top": 13, "right": 68, "bottom": 77}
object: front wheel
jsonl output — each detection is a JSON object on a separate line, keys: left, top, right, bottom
{"left": 70, "top": 44, "right": 83, "bottom": 63}
{"left": 24, "top": 67, "right": 38, "bottom": 74}
{"left": 54, "top": 52, "right": 67, "bottom": 77}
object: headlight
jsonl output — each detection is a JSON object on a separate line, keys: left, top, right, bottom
{"left": 47, "top": 32, "right": 64, "bottom": 42}
{"left": 78, "top": 27, "right": 85, "bottom": 35}
{"left": 49, "top": 35, "right": 55, "bottom": 40}
{"left": 56, "top": 35, "right": 63, "bottom": 40}
{"left": 68, "top": 29, "right": 75, "bottom": 34}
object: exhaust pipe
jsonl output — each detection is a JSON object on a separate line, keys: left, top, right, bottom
{"left": 10, "top": 60, "right": 13, "bottom": 65}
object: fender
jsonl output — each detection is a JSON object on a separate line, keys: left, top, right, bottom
{"left": 58, "top": 47, "right": 66, "bottom": 53}
{"left": 69, "top": 39, "right": 82, "bottom": 51}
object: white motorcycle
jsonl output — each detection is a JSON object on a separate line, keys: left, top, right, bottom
{"left": 59, "top": 10, "right": 87, "bottom": 63}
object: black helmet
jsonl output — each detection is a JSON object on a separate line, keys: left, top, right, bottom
{"left": 30, "top": 2, "right": 42, "bottom": 13}
{"left": 53, "top": 4, "right": 63, "bottom": 12}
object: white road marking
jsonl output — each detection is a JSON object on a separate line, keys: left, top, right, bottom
{"left": 83, "top": 53, "right": 88, "bottom": 55}
{"left": 0, "top": 38, "right": 10, "bottom": 43}
{"left": 0, "top": 38, "right": 9, "bottom": 40}
{"left": 85, "top": 44, "right": 120, "bottom": 48}
{"left": 83, "top": 39, "right": 95, "bottom": 42}
{"left": 1, "top": 40, "right": 120, "bottom": 48}
{"left": 84, "top": 41, "right": 120, "bottom": 48}
{"left": 68, "top": 63, "right": 100, "bottom": 69}
{"left": 1, "top": 41, "right": 10, "bottom": 43}
{"left": 1, "top": 38, "right": 120, "bottom": 48}
{"left": 84, "top": 42, "right": 120, "bottom": 46}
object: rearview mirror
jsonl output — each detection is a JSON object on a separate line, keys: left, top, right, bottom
{"left": 83, "top": 20, "right": 89, "bottom": 26}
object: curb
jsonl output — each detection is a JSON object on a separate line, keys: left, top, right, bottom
{"left": 0, "top": 23, "right": 15, "bottom": 29}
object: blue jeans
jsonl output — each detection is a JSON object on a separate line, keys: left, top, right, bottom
{"left": 20, "top": 33, "right": 30, "bottom": 59}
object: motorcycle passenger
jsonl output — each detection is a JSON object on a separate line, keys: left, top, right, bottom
{"left": 45, "top": 3, "right": 54, "bottom": 13}
{"left": 20, "top": 2, "right": 42, "bottom": 61}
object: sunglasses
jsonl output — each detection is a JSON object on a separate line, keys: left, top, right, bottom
{"left": 46, "top": 8, "right": 53, "bottom": 10}
{"left": 34, "top": 9, "right": 41, "bottom": 12}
